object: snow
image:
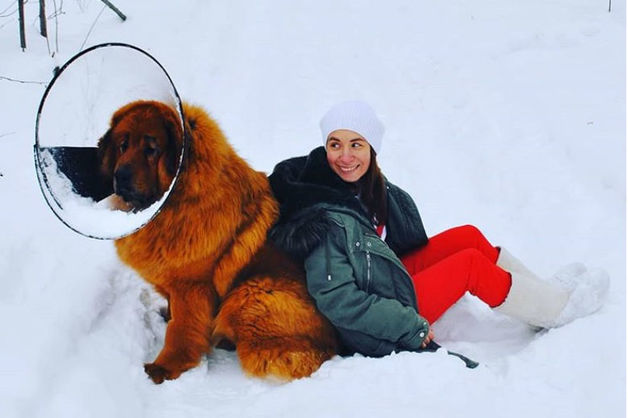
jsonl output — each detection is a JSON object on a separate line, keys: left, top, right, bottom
{"left": 0, "top": 1, "right": 625, "bottom": 417}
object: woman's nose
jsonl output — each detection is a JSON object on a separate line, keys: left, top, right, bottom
{"left": 339, "top": 148, "right": 354, "bottom": 161}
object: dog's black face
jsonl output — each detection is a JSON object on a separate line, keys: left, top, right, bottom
{"left": 98, "top": 101, "right": 182, "bottom": 211}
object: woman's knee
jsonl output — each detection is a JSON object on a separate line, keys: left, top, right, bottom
{"left": 443, "top": 224, "right": 486, "bottom": 247}
{"left": 452, "top": 247, "right": 485, "bottom": 264}
{"left": 454, "top": 224, "right": 483, "bottom": 239}
{"left": 452, "top": 225, "right": 498, "bottom": 261}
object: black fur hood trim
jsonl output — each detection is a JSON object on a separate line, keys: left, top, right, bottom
{"left": 268, "top": 206, "right": 336, "bottom": 260}
{"left": 268, "top": 147, "right": 368, "bottom": 259}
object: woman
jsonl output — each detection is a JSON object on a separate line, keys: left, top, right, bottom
{"left": 268, "top": 100, "right": 609, "bottom": 357}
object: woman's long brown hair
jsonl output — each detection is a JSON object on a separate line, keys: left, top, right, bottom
{"left": 356, "top": 147, "right": 388, "bottom": 225}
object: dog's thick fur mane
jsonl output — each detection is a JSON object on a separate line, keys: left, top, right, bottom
{"left": 115, "top": 103, "right": 277, "bottom": 298}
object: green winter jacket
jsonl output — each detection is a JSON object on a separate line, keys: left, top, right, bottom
{"left": 269, "top": 147, "right": 431, "bottom": 357}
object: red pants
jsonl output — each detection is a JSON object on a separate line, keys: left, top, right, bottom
{"left": 401, "top": 225, "right": 511, "bottom": 324}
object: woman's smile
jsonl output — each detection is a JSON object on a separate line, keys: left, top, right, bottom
{"left": 338, "top": 164, "right": 359, "bottom": 172}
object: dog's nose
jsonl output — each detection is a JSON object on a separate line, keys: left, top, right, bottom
{"left": 114, "top": 165, "right": 134, "bottom": 192}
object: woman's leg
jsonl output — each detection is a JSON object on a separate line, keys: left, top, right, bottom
{"left": 409, "top": 248, "right": 511, "bottom": 324}
{"left": 400, "top": 225, "right": 608, "bottom": 328}
{"left": 402, "top": 224, "right": 500, "bottom": 276}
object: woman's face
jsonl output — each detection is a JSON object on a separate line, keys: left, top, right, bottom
{"left": 325, "top": 129, "right": 372, "bottom": 183}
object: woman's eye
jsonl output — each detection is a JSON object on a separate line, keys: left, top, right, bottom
{"left": 351, "top": 142, "right": 362, "bottom": 148}
{"left": 119, "top": 140, "right": 128, "bottom": 153}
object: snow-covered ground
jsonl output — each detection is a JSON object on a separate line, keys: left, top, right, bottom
{"left": 0, "top": 1, "right": 625, "bottom": 417}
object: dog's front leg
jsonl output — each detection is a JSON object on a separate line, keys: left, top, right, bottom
{"left": 144, "top": 283, "right": 216, "bottom": 384}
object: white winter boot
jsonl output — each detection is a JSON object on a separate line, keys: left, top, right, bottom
{"left": 494, "top": 248, "right": 609, "bottom": 328}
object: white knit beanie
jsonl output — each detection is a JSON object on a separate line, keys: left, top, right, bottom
{"left": 319, "top": 100, "right": 385, "bottom": 154}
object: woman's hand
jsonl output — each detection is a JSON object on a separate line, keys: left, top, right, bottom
{"left": 421, "top": 327, "right": 434, "bottom": 348}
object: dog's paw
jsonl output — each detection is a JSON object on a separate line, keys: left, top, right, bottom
{"left": 144, "top": 362, "right": 180, "bottom": 384}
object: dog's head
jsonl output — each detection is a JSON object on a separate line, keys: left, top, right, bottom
{"left": 97, "top": 100, "right": 183, "bottom": 211}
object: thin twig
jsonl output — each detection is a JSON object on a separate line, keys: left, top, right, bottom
{"left": 0, "top": 75, "right": 47, "bottom": 85}
{"left": 0, "top": 132, "right": 16, "bottom": 138}
{"left": 0, "top": 0, "right": 17, "bottom": 15}
{"left": 0, "top": 0, "right": 27, "bottom": 17}
{"left": 0, "top": 6, "right": 17, "bottom": 17}
{"left": 79, "top": 4, "right": 105, "bottom": 51}
{"left": 47, "top": 8, "right": 62, "bottom": 18}
{"left": 51, "top": 0, "right": 60, "bottom": 53}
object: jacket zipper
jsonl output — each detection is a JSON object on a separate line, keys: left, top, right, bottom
{"left": 363, "top": 235, "right": 411, "bottom": 280}
{"left": 366, "top": 251, "right": 371, "bottom": 292}
{"left": 325, "top": 239, "right": 332, "bottom": 281}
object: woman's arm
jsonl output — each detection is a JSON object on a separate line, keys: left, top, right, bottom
{"left": 385, "top": 183, "right": 429, "bottom": 255}
{"left": 304, "top": 229, "right": 430, "bottom": 352}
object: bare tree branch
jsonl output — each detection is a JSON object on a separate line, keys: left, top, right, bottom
{"left": 18, "top": 0, "right": 26, "bottom": 50}
{"left": 99, "top": 0, "right": 125, "bottom": 21}
{"left": 39, "top": 0, "right": 47, "bottom": 37}
{"left": 0, "top": 75, "right": 47, "bottom": 85}
{"left": 39, "top": 0, "right": 53, "bottom": 55}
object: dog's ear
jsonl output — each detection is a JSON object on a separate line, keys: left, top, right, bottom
{"left": 97, "top": 128, "right": 116, "bottom": 182}
{"left": 160, "top": 107, "right": 184, "bottom": 176}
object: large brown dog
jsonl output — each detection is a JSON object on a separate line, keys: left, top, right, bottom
{"left": 98, "top": 100, "right": 337, "bottom": 383}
